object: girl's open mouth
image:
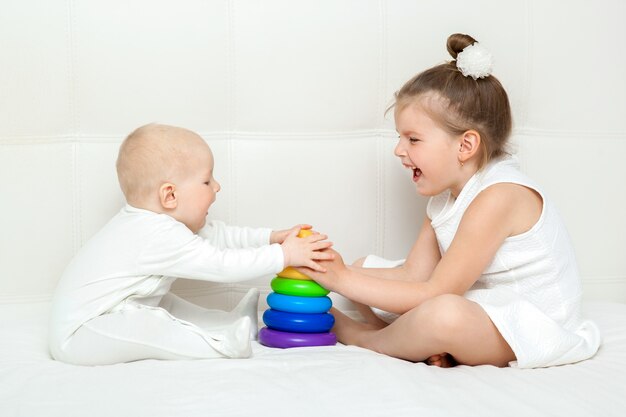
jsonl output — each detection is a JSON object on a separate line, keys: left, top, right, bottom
{"left": 413, "top": 168, "right": 422, "bottom": 182}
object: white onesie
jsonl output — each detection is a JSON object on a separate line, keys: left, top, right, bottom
{"left": 49, "top": 205, "right": 284, "bottom": 365}
{"left": 368, "top": 157, "right": 601, "bottom": 368}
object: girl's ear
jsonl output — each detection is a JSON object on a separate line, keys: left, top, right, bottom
{"left": 458, "top": 130, "right": 481, "bottom": 164}
{"left": 159, "top": 183, "right": 177, "bottom": 209}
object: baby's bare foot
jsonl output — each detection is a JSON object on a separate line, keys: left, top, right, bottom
{"left": 427, "top": 353, "right": 458, "bottom": 368}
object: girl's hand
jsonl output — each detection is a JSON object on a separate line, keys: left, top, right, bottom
{"left": 270, "top": 224, "right": 312, "bottom": 244}
{"left": 297, "top": 248, "right": 346, "bottom": 292}
{"left": 281, "top": 228, "right": 334, "bottom": 272}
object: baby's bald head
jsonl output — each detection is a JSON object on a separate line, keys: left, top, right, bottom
{"left": 116, "top": 123, "right": 210, "bottom": 206}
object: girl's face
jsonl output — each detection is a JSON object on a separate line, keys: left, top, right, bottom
{"left": 394, "top": 101, "right": 465, "bottom": 197}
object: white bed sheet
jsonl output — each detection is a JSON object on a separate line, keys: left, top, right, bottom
{"left": 1, "top": 301, "right": 625, "bottom": 417}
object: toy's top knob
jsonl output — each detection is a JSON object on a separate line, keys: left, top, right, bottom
{"left": 297, "top": 229, "right": 313, "bottom": 238}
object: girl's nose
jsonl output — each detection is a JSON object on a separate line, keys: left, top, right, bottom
{"left": 213, "top": 180, "right": 221, "bottom": 193}
{"left": 394, "top": 138, "right": 406, "bottom": 157}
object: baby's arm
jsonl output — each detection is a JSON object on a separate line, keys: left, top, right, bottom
{"left": 143, "top": 222, "right": 284, "bottom": 282}
{"left": 143, "top": 221, "right": 331, "bottom": 282}
{"left": 198, "top": 220, "right": 273, "bottom": 249}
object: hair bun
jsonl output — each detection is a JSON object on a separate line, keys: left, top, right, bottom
{"left": 446, "top": 33, "right": 477, "bottom": 59}
{"left": 447, "top": 33, "right": 493, "bottom": 80}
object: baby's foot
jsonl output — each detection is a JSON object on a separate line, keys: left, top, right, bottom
{"left": 427, "top": 353, "right": 457, "bottom": 368}
{"left": 231, "top": 288, "right": 259, "bottom": 340}
{"left": 216, "top": 316, "right": 252, "bottom": 359}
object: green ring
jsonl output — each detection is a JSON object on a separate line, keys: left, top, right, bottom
{"left": 271, "top": 277, "right": 330, "bottom": 297}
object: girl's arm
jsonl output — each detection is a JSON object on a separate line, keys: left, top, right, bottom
{"left": 347, "top": 217, "right": 441, "bottom": 283}
{"left": 306, "top": 184, "right": 533, "bottom": 314}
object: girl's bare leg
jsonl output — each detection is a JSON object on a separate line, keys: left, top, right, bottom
{"left": 332, "top": 294, "right": 515, "bottom": 367}
{"left": 348, "top": 257, "right": 453, "bottom": 366}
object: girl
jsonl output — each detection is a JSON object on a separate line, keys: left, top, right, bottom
{"left": 302, "top": 34, "right": 601, "bottom": 368}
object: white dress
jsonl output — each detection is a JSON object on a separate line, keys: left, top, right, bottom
{"left": 49, "top": 205, "right": 284, "bottom": 365}
{"left": 369, "top": 157, "right": 601, "bottom": 368}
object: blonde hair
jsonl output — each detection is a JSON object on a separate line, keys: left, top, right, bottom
{"left": 116, "top": 123, "right": 206, "bottom": 205}
{"left": 392, "top": 33, "right": 512, "bottom": 169}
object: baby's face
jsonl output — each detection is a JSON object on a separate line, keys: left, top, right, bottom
{"left": 174, "top": 144, "right": 221, "bottom": 233}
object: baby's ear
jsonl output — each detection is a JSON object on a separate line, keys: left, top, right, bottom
{"left": 159, "top": 183, "right": 177, "bottom": 209}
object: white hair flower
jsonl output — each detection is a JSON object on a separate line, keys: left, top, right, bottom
{"left": 455, "top": 43, "right": 493, "bottom": 80}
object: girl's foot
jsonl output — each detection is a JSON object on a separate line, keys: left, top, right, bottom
{"left": 330, "top": 307, "right": 375, "bottom": 345}
{"left": 354, "top": 302, "right": 388, "bottom": 330}
{"left": 427, "top": 353, "right": 458, "bottom": 368}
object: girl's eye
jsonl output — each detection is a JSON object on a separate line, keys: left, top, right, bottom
{"left": 409, "top": 137, "right": 419, "bottom": 143}
{"left": 204, "top": 181, "right": 210, "bottom": 185}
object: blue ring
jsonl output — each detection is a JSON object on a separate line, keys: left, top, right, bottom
{"left": 267, "top": 293, "right": 332, "bottom": 314}
{"left": 262, "top": 309, "right": 335, "bottom": 333}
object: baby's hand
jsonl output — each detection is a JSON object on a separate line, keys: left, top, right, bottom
{"left": 281, "top": 228, "right": 334, "bottom": 272}
{"left": 270, "top": 224, "right": 312, "bottom": 244}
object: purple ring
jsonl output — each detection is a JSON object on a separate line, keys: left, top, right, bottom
{"left": 258, "top": 327, "right": 337, "bottom": 349}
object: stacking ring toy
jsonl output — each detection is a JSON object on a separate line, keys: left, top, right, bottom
{"left": 259, "top": 327, "right": 337, "bottom": 348}
{"left": 297, "top": 229, "right": 313, "bottom": 238}
{"left": 263, "top": 309, "right": 335, "bottom": 333}
{"left": 271, "top": 277, "right": 329, "bottom": 297}
{"left": 267, "top": 293, "right": 332, "bottom": 314}
{"left": 278, "top": 266, "right": 311, "bottom": 280}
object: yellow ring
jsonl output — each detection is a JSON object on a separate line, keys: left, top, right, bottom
{"left": 278, "top": 266, "right": 311, "bottom": 280}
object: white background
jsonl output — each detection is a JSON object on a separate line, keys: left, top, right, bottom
{"left": 1, "top": 0, "right": 624, "bottom": 310}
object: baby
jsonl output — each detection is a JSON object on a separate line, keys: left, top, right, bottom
{"left": 49, "top": 123, "right": 332, "bottom": 365}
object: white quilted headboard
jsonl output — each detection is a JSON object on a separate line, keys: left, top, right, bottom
{"left": 1, "top": 1, "right": 625, "bottom": 310}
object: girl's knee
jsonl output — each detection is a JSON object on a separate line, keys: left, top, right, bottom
{"left": 410, "top": 294, "right": 467, "bottom": 335}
